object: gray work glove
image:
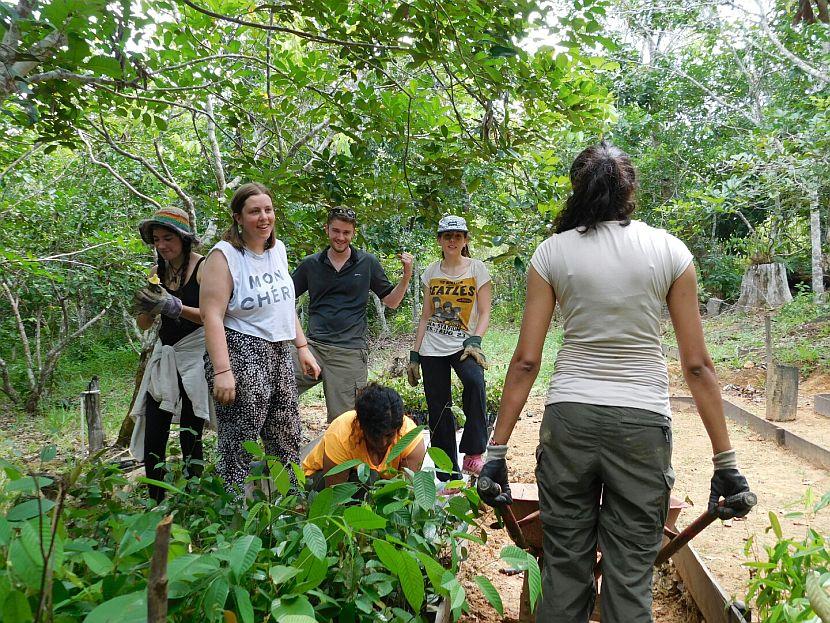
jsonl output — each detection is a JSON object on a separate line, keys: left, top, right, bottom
{"left": 459, "top": 336, "right": 488, "bottom": 369}
{"left": 407, "top": 351, "right": 421, "bottom": 387}
{"left": 133, "top": 286, "right": 182, "bottom": 319}
{"left": 477, "top": 444, "right": 512, "bottom": 507}
{"left": 709, "top": 449, "right": 752, "bottom": 519}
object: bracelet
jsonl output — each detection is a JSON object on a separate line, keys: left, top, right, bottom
{"left": 295, "top": 342, "right": 309, "bottom": 349}
{"left": 214, "top": 368, "right": 231, "bottom": 376}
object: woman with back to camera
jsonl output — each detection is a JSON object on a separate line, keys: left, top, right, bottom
{"left": 477, "top": 143, "right": 752, "bottom": 622}
{"left": 131, "top": 207, "right": 210, "bottom": 503}
{"left": 407, "top": 215, "right": 492, "bottom": 482}
{"left": 200, "top": 182, "right": 320, "bottom": 496}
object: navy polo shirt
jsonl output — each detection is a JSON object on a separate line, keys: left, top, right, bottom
{"left": 292, "top": 246, "right": 395, "bottom": 349}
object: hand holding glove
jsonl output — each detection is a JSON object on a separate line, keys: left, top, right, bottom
{"left": 709, "top": 449, "right": 752, "bottom": 519}
{"left": 477, "top": 444, "right": 512, "bottom": 507}
{"left": 459, "top": 335, "right": 488, "bottom": 369}
{"left": 133, "top": 286, "right": 183, "bottom": 319}
{"left": 406, "top": 351, "right": 421, "bottom": 387}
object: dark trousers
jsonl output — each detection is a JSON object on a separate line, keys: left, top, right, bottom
{"left": 535, "top": 402, "right": 674, "bottom": 622}
{"left": 143, "top": 376, "right": 206, "bottom": 503}
{"left": 421, "top": 351, "right": 487, "bottom": 480}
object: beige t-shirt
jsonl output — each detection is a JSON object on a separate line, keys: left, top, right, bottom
{"left": 419, "top": 258, "right": 491, "bottom": 356}
{"left": 530, "top": 220, "right": 693, "bottom": 417}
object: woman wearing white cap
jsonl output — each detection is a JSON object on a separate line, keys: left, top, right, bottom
{"left": 407, "top": 215, "right": 492, "bottom": 481}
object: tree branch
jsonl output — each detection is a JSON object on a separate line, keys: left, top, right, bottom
{"left": 177, "top": 0, "right": 409, "bottom": 51}
{"left": 204, "top": 95, "right": 227, "bottom": 200}
{"left": 286, "top": 119, "right": 330, "bottom": 159}
{"left": 756, "top": 7, "right": 830, "bottom": 85}
{"left": 0, "top": 279, "right": 35, "bottom": 389}
{"left": 77, "top": 131, "right": 162, "bottom": 209}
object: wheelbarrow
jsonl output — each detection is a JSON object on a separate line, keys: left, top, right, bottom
{"left": 479, "top": 478, "right": 756, "bottom": 622}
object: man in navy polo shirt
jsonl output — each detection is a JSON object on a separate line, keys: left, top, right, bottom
{"left": 292, "top": 207, "right": 414, "bottom": 422}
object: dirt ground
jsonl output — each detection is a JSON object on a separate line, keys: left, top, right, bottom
{"left": 448, "top": 367, "right": 830, "bottom": 623}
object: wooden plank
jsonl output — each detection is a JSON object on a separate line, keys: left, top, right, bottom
{"left": 766, "top": 364, "right": 798, "bottom": 422}
{"left": 671, "top": 544, "right": 750, "bottom": 623}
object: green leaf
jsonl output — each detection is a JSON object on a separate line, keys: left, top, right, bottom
{"left": 269, "top": 564, "right": 301, "bottom": 585}
{"left": 135, "top": 477, "right": 184, "bottom": 495}
{"left": 527, "top": 555, "right": 542, "bottom": 611}
{"left": 500, "top": 545, "right": 529, "bottom": 570}
{"left": 768, "top": 511, "right": 783, "bottom": 539}
{"left": 398, "top": 552, "right": 425, "bottom": 612}
{"left": 343, "top": 506, "right": 387, "bottom": 531}
{"left": 5, "top": 476, "right": 54, "bottom": 493}
{"left": 83, "top": 591, "right": 146, "bottom": 623}
{"left": 309, "top": 487, "right": 334, "bottom": 519}
{"left": 303, "top": 523, "right": 327, "bottom": 560}
{"left": 242, "top": 441, "right": 265, "bottom": 458}
{"left": 373, "top": 540, "right": 402, "bottom": 572}
{"left": 271, "top": 595, "right": 314, "bottom": 620}
{"left": 229, "top": 535, "right": 262, "bottom": 580}
{"left": 386, "top": 426, "right": 424, "bottom": 464}
{"left": 413, "top": 552, "right": 448, "bottom": 593}
{"left": 427, "top": 447, "right": 454, "bottom": 472}
{"left": 475, "top": 575, "right": 504, "bottom": 615}
{"left": 82, "top": 551, "right": 113, "bottom": 576}
{"left": 40, "top": 445, "right": 57, "bottom": 462}
{"left": 84, "top": 56, "right": 123, "bottom": 79}
{"left": 203, "top": 574, "right": 229, "bottom": 617}
{"left": 0, "top": 518, "right": 9, "bottom": 546}
{"left": 324, "top": 458, "right": 363, "bottom": 476}
{"left": 2, "top": 590, "right": 33, "bottom": 623}
{"left": 269, "top": 460, "right": 292, "bottom": 496}
{"left": 7, "top": 499, "right": 56, "bottom": 522}
{"left": 233, "top": 586, "right": 254, "bottom": 623}
{"left": 412, "top": 471, "right": 436, "bottom": 510}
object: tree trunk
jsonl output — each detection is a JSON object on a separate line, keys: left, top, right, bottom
{"left": 371, "top": 292, "right": 389, "bottom": 338}
{"left": 810, "top": 192, "right": 825, "bottom": 303}
{"left": 735, "top": 263, "right": 793, "bottom": 310}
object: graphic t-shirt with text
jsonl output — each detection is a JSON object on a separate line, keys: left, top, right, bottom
{"left": 419, "top": 258, "right": 491, "bottom": 356}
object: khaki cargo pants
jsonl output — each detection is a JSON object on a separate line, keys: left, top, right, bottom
{"left": 535, "top": 402, "right": 674, "bottom": 623}
{"left": 292, "top": 339, "right": 369, "bottom": 423}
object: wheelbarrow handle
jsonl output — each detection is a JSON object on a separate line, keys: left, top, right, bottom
{"left": 478, "top": 477, "right": 529, "bottom": 550}
{"left": 654, "top": 490, "right": 757, "bottom": 566}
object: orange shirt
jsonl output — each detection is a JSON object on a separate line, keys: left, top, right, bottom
{"left": 302, "top": 410, "right": 423, "bottom": 476}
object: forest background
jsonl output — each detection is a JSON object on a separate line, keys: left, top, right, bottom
{"left": 0, "top": 0, "right": 828, "bottom": 425}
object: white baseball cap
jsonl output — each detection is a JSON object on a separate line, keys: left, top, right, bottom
{"left": 437, "top": 215, "right": 468, "bottom": 234}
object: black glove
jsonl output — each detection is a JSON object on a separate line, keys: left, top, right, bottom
{"left": 709, "top": 468, "right": 751, "bottom": 519}
{"left": 477, "top": 445, "right": 512, "bottom": 507}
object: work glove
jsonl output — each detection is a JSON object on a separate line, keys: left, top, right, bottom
{"left": 708, "top": 449, "right": 752, "bottom": 519}
{"left": 459, "top": 335, "right": 488, "bottom": 369}
{"left": 477, "top": 444, "right": 512, "bottom": 507}
{"left": 406, "top": 351, "right": 421, "bottom": 387}
{"left": 133, "top": 286, "right": 183, "bottom": 319}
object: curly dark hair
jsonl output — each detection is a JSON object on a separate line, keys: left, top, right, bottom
{"left": 352, "top": 383, "right": 404, "bottom": 447}
{"left": 553, "top": 142, "right": 637, "bottom": 235}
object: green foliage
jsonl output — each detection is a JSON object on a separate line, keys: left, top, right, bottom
{"left": 744, "top": 491, "right": 830, "bottom": 622}
{"left": 0, "top": 442, "right": 486, "bottom": 622}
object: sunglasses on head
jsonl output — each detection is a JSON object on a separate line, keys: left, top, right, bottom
{"left": 329, "top": 207, "right": 356, "bottom": 220}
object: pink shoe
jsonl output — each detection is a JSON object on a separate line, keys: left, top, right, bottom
{"left": 462, "top": 454, "right": 484, "bottom": 476}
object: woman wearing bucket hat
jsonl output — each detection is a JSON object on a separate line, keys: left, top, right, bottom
{"left": 407, "top": 215, "right": 492, "bottom": 483}
{"left": 200, "top": 182, "right": 320, "bottom": 497}
{"left": 130, "top": 206, "right": 211, "bottom": 503}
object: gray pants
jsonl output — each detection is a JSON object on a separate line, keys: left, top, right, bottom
{"left": 293, "top": 339, "right": 368, "bottom": 422}
{"left": 535, "top": 402, "right": 674, "bottom": 623}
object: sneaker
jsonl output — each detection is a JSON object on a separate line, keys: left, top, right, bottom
{"left": 462, "top": 454, "right": 484, "bottom": 476}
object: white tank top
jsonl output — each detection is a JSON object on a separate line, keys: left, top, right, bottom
{"left": 530, "top": 220, "right": 693, "bottom": 417}
{"left": 211, "top": 240, "right": 296, "bottom": 342}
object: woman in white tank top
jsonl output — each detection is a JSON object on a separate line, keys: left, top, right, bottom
{"left": 477, "top": 143, "right": 753, "bottom": 622}
{"left": 200, "top": 183, "right": 320, "bottom": 496}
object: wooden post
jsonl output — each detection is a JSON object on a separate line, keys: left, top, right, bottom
{"left": 766, "top": 364, "right": 799, "bottom": 422}
{"left": 81, "top": 377, "right": 103, "bottom": 453}
{"left": 148, "top": 515, "right": 173, "bottom": 623}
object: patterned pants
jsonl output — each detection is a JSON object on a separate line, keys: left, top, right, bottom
{"left": 205, "top": 328, "right": 301, "bottom": 495}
